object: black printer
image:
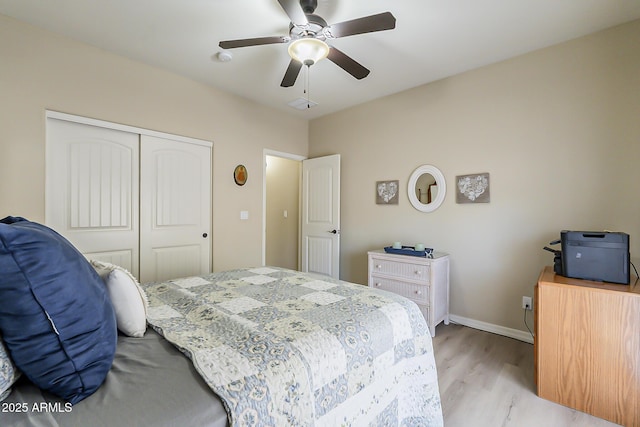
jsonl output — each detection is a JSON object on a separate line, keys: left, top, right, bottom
{"left": 544, "top": 231, "right": 630, "bottom": 285}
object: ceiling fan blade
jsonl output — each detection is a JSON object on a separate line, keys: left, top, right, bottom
{"left": 277, "top": 0, "right": 309, "bottom": 26}
{"left": 326, "top": 12, "right": 396, "bottom": 38}
{"left": 280, "top": 59, "right": 303, "bottom": 87}
{"left": 327, "top": 47, "right": 370, "bottom": 80}
{"left": 219, "top": 36, "right": 290, "bottom": 50}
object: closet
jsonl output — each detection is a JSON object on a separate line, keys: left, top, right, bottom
{"left": 45, "top": 113, "right": 212, "bottom": 283}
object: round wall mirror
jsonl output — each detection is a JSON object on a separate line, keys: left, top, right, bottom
{"left": 408, "top": 165, "right": 446, "bottom": 212}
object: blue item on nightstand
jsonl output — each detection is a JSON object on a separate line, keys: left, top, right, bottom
{"left": 384, "top": 245, "right": 434, "bottom": 258}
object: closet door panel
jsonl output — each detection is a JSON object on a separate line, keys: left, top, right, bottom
{"left": 46, "top": 118, "right": 140, "bottom": 276}
{"left": 140, "top": 135, "right": 211, "bottom": 283}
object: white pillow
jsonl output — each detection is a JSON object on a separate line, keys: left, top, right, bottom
{"left": 90, "top": 259, "right": 116, "bottom": 282}
{"left": 90, "top": 260, "right": 148, "bottom": 338}
{"left": 1, "top": 337, "right": 20, "bottom": 401}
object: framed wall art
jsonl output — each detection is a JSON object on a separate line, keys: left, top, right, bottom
{"left": 456, "top": 173, "right": 490, "bottom": 203}
{"left": 376, "top": 180, "right": 399, "bottom": 205}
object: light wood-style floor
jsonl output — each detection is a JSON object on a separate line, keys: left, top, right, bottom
{"left": 431, "top": 324, "right": 621, "bottom": 427}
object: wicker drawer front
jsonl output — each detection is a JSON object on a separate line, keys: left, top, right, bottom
{"left": 370, "top": 276, "right": 429, "bottom": 305}
{"left": 368, "top": 250, "right": 449, "bottom": 337}
{"left": 370, "top": 258, "right": 430, "bottom": 283}
{"left": 415, "top": 304, "right": 429, "bottom": 323}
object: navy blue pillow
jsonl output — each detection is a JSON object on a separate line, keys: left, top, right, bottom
{"left": 0, "top": 216, "right": 117, "bottom": 404}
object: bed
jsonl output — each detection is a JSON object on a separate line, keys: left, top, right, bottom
{"left": 0, "top": 217, "right": 443, "bottom": 426}
{"left": 1, "top": 329, "right": 228, "bottom": 427}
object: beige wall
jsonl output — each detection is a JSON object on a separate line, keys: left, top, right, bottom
{"left": 309, "top": 20, "right": 640, "bottom": 333}
{"left": 265, "top": 156, "right": 300, "bottom": 270}
{"left": 3, "top": 12, "right": 639, "bottom": 334}
{"left": 0, "top": 14, "right": 308, "bottom": 271}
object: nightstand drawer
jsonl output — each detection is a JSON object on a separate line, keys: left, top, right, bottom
{"left": 416, "top": 304, "right": 429, "bottom": 323}
{"left": 370, "top": 258, "right": 430, "bottom": 283}
{"left": 370, "top": 276, "right": 429, "bottom": 305}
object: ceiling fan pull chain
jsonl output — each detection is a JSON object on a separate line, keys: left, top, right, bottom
{"left": 303, "top": 64, "right": 307, "bottom": 96}
{"left": 305, "top": 64, "right": 311, "bottom": 109}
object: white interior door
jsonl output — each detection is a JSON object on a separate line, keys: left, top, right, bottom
{"left": 139, "top": 135, "right": 211, "bottom": 283}
{"left": 46, "top": 118, "right": 140, "bottom": 276}
{"left": 301, "top": 154, "right": 340, "bottom": 278}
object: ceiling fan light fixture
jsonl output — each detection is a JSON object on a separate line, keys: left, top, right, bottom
{"left": 288, "top": 38, "right": 329, "bottom": 66}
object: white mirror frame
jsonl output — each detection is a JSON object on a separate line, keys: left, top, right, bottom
{"left": 408, "top": 164, "right": 446, "bottom": 213}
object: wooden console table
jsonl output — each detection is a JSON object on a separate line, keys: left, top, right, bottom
{"left": 535, "top": 266, "right": 640, "bottom": 426}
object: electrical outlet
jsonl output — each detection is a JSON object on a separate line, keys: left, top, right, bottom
{"left": 522, "top": 296, "right": 533, "bottom": 311}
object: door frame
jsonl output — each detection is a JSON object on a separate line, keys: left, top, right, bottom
{"left": 46, "top": 111, "right": 213, "bottom": 148}
{"left": 262, "top": 149, "right": 306, "bottom": 267}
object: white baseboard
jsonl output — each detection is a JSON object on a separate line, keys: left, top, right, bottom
{"left": 448, "top": 314, "right": 534, "bottom": 344}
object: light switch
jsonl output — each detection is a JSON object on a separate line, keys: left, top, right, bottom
{"left": 283, "top": 210, "right": 288, "bottom": 218}
{"left": 240, "top": 210, "right": 249, "bottom": 220}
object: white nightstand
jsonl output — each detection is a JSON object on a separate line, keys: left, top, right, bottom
{"left": 368, "top": 250, "right": 450, "bottom": 337}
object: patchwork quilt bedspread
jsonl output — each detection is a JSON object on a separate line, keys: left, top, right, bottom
{"left": 142, "top": 267, "right": 443, "bottom": 426}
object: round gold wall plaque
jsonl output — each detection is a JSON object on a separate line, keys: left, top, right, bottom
{"left": 234, "top": 164, "right": 247, "bottom": 186}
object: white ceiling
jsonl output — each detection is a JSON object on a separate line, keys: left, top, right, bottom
{"left": 2, "top": 0, "right": 640, "bottom": 119}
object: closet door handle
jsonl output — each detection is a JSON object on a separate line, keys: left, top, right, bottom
{"left": 202, "top": 233, "right": 208, "bottom": 238}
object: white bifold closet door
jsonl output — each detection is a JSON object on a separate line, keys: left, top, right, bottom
{"left": 46, "top": 117, "right": 211, "bottom": 284}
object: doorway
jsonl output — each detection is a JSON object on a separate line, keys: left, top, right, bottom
{"left": 264, "top": 153, "right": 302, "bottom": 270}
{"left": 263, "top": 151, "right": 341, "bottom": 278}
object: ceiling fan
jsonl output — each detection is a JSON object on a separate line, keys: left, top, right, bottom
{"left": 218, "top": 0, "right": 396, "bottom": 87}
